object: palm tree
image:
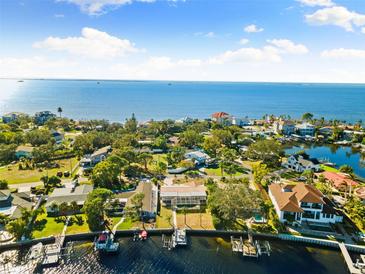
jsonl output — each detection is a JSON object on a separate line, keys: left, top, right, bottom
{"left": 57, "top": 107, "right": 63, "bottom": 118}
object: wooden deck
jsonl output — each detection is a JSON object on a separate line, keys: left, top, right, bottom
{"left": 338, "top": 242, "right": 363, "bottom": 274}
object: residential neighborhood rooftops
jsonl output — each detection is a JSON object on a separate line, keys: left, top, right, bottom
{"left": 160, "top": 182, "right": 207, "bottom": 197}
{"left": 45, "top": 184, "right": 93, "bottom": 207}
{"left": 91, "top": 145, "right": 112, "bottom": 158}
{"left": 321, "top": 171, "right": 358, "bottom": 188}
{"left": 211, "top": 112, "right": 230, "bottom": 119}
{"left": 269, "top": 182, "right": 325, "bottom": 213}
{"left": 15, "top": 145, "right": 35, "bottom": 153}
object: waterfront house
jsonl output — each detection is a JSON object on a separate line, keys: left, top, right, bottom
{"left": 320, "top": 171, "right": 358, "bottom": 192}
{"left": 51, "top": 130, "right": 64, "bottom": 144}
{"left": 273, "top": 119, "right": 295, "bottom": 135}
{"left": 268, "top": 182, "right": 343, "bottom": 224}
{"left": 0, "top": 190, "right": 33, "bottom": 219}
{"left": 128, "top": 182, "right": 158, "bottom": 221}
{"left": 15, "top": 145, "right": 35, "bottom": 159}
{"left": 231, "top": 117, "right": 250, "bottom": 127}
{"left": 160, "top": 182, "right": 207, "bottom": 208}
{"left": 80, "top": 145, "right": 112, "bottom": 169}
{"left": 211, "top": 112, "right": 231, "bottom": 125}
{"left": 296, "top": 123, "right": 315, "bottom": 136}
{"left": 184, "top": 150, "right": 211, "bottom": 166}
{"left": 2, "top": 112, "right": 22, "bottom": 124}
{"left": 34, "top": 111, "right": 56, "bottom": 125}
{"left": 45, "top": 184, "right": 93, "bottom": 215}
{"left": 283, "top": 153, "right": 321, "bottom": 172}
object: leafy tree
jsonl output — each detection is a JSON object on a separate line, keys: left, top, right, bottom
{"left": 124, "top": 113, "right": 138, "bottom": 133}
{"left": 203, "top": 136, "right": 221, "bottom": 157}
{"left": 339, "top": 164, "right": 354, "bottom": 175}
{"left": 179, "top": 130, "right": 203, "bottom": 148}
{"left": 252, "top": 163, "right": 269, "bottom": 188}
{"left": 152, "top": 161, "right": 167, "bottom": 175}
{"left": 0, "top": 179, "right": 9, "bottom": 190}
{"left": 32, "top": 144, "right": 54, "bottom": 163}
{"left": 344, "top": 197, "right": 365, "bottom": 230}
{"left": 302, "top": 112, "right": 314, "bottom": 121}
{"left": 0, "top": 144, "right": 16, "bottom": 164}
{"left": 6, "top": 218, "right": 27, "bottom": 240}
{"left": 153, "top": 136, "right": 168, "bottom": 150}
{"left": 218, "top": 147, "right": 237, "bottom": 176}
{"left": 211, "top": 129, "right": 233, "bottom": 147}
{"left": 208, "top": 180, "right": 263, "bottom": 228}
{"left": 166, "top": 146, "right": 186, "bottom": 166}
{"left": 302, "top": 170, "right": 314, "bottom": 184}
{"left": 246, "top": 139, "right": 282, "bottom": 167}
{"left": 57, "top": 107, "right": 63, "bottom": 118}
{"left": 0, "top": 213, "right": 9, "bottom": 225}
{"left": 127, "top": 193, "right": 145, "bottom": 221}
{"left": 83, "top": 188, "right": 113, "bottom": 231}
{"left": 91, "top": 160, "right": 120, "bottom": 189}
{"left": 25, "top": 129, "right": 52, "bottom": 146}
{"left": 138, "top": 152, "right": 153, "bottom": 171}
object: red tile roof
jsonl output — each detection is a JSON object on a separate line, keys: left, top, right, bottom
{"left": 322, "top": 171, "right": 358, "bottom": 189}
{"left": 269, "top": 182, "right": 324, "bottom": 213}
{"left": 211, "top": 112, "right": 230, "bottom": 118}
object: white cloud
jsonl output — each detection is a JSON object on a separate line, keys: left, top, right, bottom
{"left": 267, "top": 39, "right": 308, "bottom": 54}
{"left": 321, "top": 48, "right": 365, "bottom": 59}
{"left": 208, "top": 46, "right": 281, "bottom": 64}
{"left": 297, "top": 0, "right": 334, "bottom": 7}
{"left": 305, "top": 6, "right": 365, "bottom": 31}
{"left": 145, "top": 56, "right": 202, "bottom": 70}
{"left": 58, "top": 0, "right": 156, "bottom": 15}
{"left": 244, "top": 24, "right": 264, "bottom": 33}
{"left": 239, "top": 38, "right": 249, "bottom": 45}
{"left": 362, "top": 27, "right": 365, "bottom": 34}
{"left": 33, "top": 27, "right": 140, "bottom": 59}
{"left": 205, "top": 32, "right": 215, "bottom": 38}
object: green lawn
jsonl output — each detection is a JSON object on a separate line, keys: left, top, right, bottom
{"left": 66, "top": 215, "right": 89, "bottom": 234}
{"left": 1, "top": 157, "right": 79, "bottom": 184}
{"left": 320, "top": 164, "right": 339, "bottom": 173}
{"left": 156, "top": 207, "right": 173, "bottom": 228}
{"left": 204, "top": 167, "right": 242, "bottom": 177}
{"left": 32, "top": 212, "right": 64, "bottom": 238}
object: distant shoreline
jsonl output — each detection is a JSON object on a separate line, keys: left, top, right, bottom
{"left": 1, "top": 78, "right": 365, "bottom": 85}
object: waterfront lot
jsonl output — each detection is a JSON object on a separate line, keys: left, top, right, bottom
{"left": 176, "top": 209, "right": 214, "bottom": 229}
{"left": 156, "top": 206, "right": 173, "bottom": 228}
{"left": 0, "top": 157, "right": 79, "bottom": 184}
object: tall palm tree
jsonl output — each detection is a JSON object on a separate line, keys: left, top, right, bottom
{"left": 57, "top": 107, "right": 63, "bottom": 118}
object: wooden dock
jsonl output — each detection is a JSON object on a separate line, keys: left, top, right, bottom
{"left": 338, "top": 242, "right": 364, "bottom": 274}
{"left": 231, "top": 234, "right": 271, "bottom": 258}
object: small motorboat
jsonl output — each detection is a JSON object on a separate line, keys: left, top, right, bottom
{"left": 94, "top": 231, "right": 119, "bottom": 253}
{"left": 139, "top": 230, "right": 148, "bottom": 241}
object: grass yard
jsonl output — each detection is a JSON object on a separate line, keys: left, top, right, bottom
{"left": 176, "top": 209, "right": 214, "bottom": 229}
{"left": 66, "top": 214, "right": 89, "bottom": 234}
{"left": 320, "top": 164, "right": 339, "bottom": 173}
{"left": 204, "top": 167, "right": 242, "bottom": 177}
{"left": 156, "top": 206, "right": 173, "bottom": 228}
{"left": 32, "top": 212, "right": 64, "bottom": 238}
{"left": 1, "top": 157, "right": 79, "bottom": 184}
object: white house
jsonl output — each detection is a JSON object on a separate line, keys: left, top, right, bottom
{"left": 268, "top": 183, "right": 343, "bottom": 224}
{"left": 296, "top": 123, "right": 315, "bottom": 136}
{"left": 185, "top": 150, "right": 211, "bottom": 166}
{"left": 160, "top": 182, "right": 207, "bottom": 208}
{"left": 80, "top": 145, "right": 112, "bottom": 169}
{"left": 231, "top": 117, "right": 250, "bottom": 127}
{"left": 283, "top": 154, "right": 321, "bottom": 173}
{"left": 273, "top": 119, "right": 295, "bottom": 135}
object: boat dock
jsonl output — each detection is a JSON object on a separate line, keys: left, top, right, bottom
{"left": 231, "top": 233, "right": 271, "bottom": 258}
{"left": 338, "top": 242, "right": 365, "bottom": 274}
{"left": 162, "top": 229, "right": 187, "bottom": 250}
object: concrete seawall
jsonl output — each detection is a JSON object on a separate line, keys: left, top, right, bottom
{"left": 1, "top": 229, "right": 365, "bottom": 254}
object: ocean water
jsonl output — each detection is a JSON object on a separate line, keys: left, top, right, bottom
{"left": 0, "top": 79, "right": 365, "bottom": 123}
{"left": 2, "top": 237, "right": 350, "bottom": 274}
{"left": 285, "top": 145, "right": 365, "bottom": 178}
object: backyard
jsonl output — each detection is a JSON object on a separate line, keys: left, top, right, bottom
{"left": 0, "top": 157, "right": 79, "bottom": 184}
{"left": 176, "top": 209, "right": 214, "bottom": 229}
{"left": 156, "top": 206, "right": 173, "bottom": 228}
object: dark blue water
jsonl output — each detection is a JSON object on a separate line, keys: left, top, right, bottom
{"left": 285, "top": 145, "right": 365, "bottom": 178}
{"left": 38, "top": 237, "right": 346, "bottom": 274}
{"left": 1, "top": 79, "right": 365, "bottom": 122}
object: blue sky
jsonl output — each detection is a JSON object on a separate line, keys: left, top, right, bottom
{"left": 1, "top": 0, "right": 365, "bottom": 82}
